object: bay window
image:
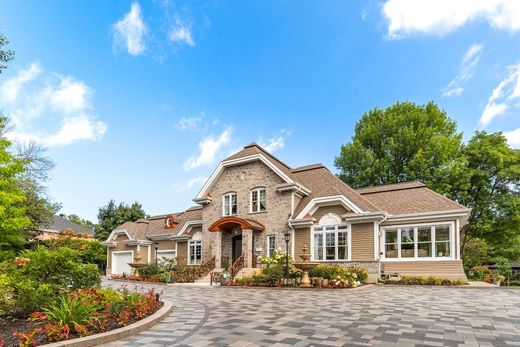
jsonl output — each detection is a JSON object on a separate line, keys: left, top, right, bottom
{"left": 383, "top": 223, "right": 453, "bottom": 260}
{"left": 251, "top": 188, "right": 266, "bottom": 213}
{"left": 312, "top": 225, "right": 350, "bottom": 261}
{"left": 222, "top": 192, "right": 237, "bottom": 216}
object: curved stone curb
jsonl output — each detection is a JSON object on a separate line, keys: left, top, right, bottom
{"left": 42, "top": 300, "right": 174, "bottom": 347}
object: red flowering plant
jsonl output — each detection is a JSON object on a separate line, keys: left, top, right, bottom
{"left": 10, "top": 287, "right": 163, "bottom": 346}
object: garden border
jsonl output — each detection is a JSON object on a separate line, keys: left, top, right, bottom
{"left": 41, "top": 300, "right": 174, "bottom": 347}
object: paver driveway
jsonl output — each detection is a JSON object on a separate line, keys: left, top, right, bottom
{"left": 103, "top": 280, "right": 520, "bottom": 347}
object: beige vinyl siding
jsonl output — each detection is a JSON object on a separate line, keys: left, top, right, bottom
{"left": 351, "top": 222, "right": 374, "bottom": 261}
{"left": 311, "top": 205, "right": 349, "bottom": 219}
{"left": 293, "top": 227, "right": 310, "bottom": 262}
{"left": 382, "top": 260, "right": 467, "bottom": 281}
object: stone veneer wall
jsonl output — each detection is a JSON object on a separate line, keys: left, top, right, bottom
{"left": 201, "top": 160, "right": 294, "bottom": 266}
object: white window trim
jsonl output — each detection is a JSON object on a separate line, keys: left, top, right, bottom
{"left": 310, "top": 224, "right": 352, "bottom": 262}
{"left": 250, "top": 187, "right": 267, "bottom": 213}
{"left": 188, "top": 240, "right": 202, "bottom": 265}
{"left": 381, "top": 221, "right": 455, "bottom": 262}
{"left": 266, "top": 235, "right": 276, "bottom": 257}
{"left": 222, "top": 192, "right": 237, "bottom": 217}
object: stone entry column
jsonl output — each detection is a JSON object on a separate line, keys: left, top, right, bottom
{"left": 242, "top": 228, "right": 253, "bottom": 268}
{"left": 214, "top": 231, "right": 222, "bottom": 268}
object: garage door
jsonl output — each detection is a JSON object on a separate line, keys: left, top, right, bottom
{"left": 112, "top": 251, "right": 133, "bottom": 275}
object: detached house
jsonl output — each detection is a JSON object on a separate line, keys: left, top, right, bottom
{"left": 103, "top": 143, "right": 470, "bottom": 282}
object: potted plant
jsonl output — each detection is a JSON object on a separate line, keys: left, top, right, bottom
{"left": 490, "top": 272, "right": 505, "bottom": 286}
{"left": 220, "top": 259, "right": 232, "bottom": 286}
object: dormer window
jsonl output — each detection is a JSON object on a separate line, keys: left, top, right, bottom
{"left": 250, "top": 187, "right": 266, "bottom": 213}
{"left": 223, "top": 192, "right": 237, "bottom": 216}
{"left": 164, "top": 215, "right": 176, "bottom": 229}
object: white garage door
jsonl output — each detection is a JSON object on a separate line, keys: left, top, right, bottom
{"left": 112, "top": 251, "right": 133, "bottom": 275}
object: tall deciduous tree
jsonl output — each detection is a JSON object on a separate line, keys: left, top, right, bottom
{"left": 96, "top": 200, "right": 147, "bottom": 240}
{"left": 0, "top": 29, "right": 14, "bottom": 73}
{"left": 335, "top": 101, "right": 465, "bottom": 193}
{"left": 0, "top": 116, "right": 31, "bottom": 249}
{"left": 453, "top": 132, "right": 520, "bottom": 257}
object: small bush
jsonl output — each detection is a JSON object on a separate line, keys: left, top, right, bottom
{"left": 381, "top": 275, "right": 466, "bottom": 286}
{"left": 468, "top": 265, "right": 490, "bottom": 281}
{"left": 137, "top": 264, "right": 163, "bottom": 278}
{"left": 308, "top": 265, "right": 357, "bottom": 281}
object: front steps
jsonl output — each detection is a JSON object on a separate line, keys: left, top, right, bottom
{"left": 194, "top": 267, "right": 223, "bottom": 285}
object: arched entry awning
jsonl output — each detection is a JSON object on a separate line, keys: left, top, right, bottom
{"left": 208, "top": 217, "right": 265, "bottom": 232}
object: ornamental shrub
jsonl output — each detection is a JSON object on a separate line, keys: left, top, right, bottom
{"left": 138, "top": 263, "right": 163, "bottom": 278}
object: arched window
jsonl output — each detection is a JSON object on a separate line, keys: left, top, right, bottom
{"left": 222, "top": 192, "right": 237, "bottom": 216}
{"left": 311, "top": 213, "right": 351, "bottom": 261}
{"left": 250, "top": 187, "right": 266, "bottom": 213}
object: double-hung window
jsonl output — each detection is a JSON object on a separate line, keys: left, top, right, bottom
{"left": 383, "top": 223, "right": 453, "bottom": 259}
{"left": 266, "top": 235, "right": 276, "bottom": 257}
{"left": 222, "top": 192, "right": 237, "bottom": 216}
{"left": 250, "top": 188, "right": 266, "bottom": 213}
{"left": 312, "top": 225, "right": 350, "bottom": 261}
{"left": 188, "top": 240, "right": 202, "bottom": 265}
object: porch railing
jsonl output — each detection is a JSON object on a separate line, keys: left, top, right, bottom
{"left": 202, "top": 255, "right": 216, "bottom": 273}
{"left": 231, "top": 253, "right": 245, "bottom": 279}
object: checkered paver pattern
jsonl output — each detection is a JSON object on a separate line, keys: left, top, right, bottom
{"left": 103, "top": 281, "right": 520, "bottom": 347}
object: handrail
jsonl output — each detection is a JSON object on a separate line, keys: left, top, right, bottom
{"left": 230, "top": 253, "right": 245, "bottom": 279}
{"left": 202, "top": 255, "right": 216, "bottom": 272}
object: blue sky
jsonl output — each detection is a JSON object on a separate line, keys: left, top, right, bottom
{"left": 0, "top": 0, "right": 519, "bottom": 221}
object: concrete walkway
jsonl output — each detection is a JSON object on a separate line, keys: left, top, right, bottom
{"left": 103, "top": 280, "right": 520, "bottom": 346}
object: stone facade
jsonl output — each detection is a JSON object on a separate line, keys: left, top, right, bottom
{"left": 200, "top": 160, "right": 294, "bottom": 267}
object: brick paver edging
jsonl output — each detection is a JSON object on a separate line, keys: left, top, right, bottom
{"left": 218, "top": 284, "right": 374, "bottom": 291}
{"left": 42, "top": 300, "right": 174, "bottom": 347}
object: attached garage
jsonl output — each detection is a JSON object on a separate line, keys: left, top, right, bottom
{"left": 111, "top": 251, "right": 133, "bottom": 275}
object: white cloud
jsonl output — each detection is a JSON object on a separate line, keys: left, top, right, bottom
{"left": 259, "top": 129, "right": 290, "bottom": 153}
{"left": 504, "top": 128, "right": 520, "bottom": 147}
{"left": 382, "top": 0, "right": 520, "bottom": 39}
{"left": 173, "top": 175, "right": 207, "bottom": 193}
{"left": 0, "top": 63, "right": 107, "bottom": 147}
{"left": 113, "top": 2, "right": 148, "bottom": 56}
{"left": 479, "top": 61, "right": 520, "bottom": 126}
{"left": 183, "top": 128, "right": 232, "bottom": 171}
{"left": 443, "top": 44, "right": 483, "bottom": 97}
{"left": 169, "top": 17, "right": 195, "bottom": 47}
{"left": 176, "top": 117, "right": 203, "bottom": 131}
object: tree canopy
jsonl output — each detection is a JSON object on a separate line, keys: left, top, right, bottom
{"left": 96, "top": 200, "right": 147, "bottom": 240}
{"left": 335, "top": 101, "right": 465, "bottom": 193}
{"left": 335, "top": 102, "right": 520, "bottom": 259}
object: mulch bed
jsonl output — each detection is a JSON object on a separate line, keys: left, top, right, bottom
{"left": 0, "top": 301, "right": 164, "bottom": 347}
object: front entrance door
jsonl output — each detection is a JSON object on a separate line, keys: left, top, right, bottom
{"left": 232, "top": 235, "right": 242, "bottom": 264}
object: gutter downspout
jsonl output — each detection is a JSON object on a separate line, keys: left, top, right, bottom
{"left": 375, "top": 213, "right": 388, "bottom": 282}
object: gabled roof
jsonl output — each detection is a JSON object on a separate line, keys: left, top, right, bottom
{"left": 108, "top": 206, "right": 203, "bottom": 241}
{"left": 356, "top": 181, "right": 468, "bottom": 215}
{"left": 291, "top": 165, "right": 380, "bottom": 217}
{"left": 44, "top": 215, "right": 94, "bottom": 236}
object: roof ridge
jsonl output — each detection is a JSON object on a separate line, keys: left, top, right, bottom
{"left": 292, "top": 163, "right": 325, "bottom": 173}
{"left": 357, "top": 181, "right": 426, "bottom": 194}
{"left": 242, "top": 142, "right": 292, "bottom": 170}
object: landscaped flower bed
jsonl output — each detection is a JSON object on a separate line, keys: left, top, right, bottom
{"left": 231, "top": 264, "right": 368, "bottom": 288}
{"left": 111, "top": 261, "right": 213, "bottom": 284}
{"left": 0, "top": 286, "right": 163, "bottom": 347}
{"left": 380, "top": 275, "right": 467, "bottom": 286}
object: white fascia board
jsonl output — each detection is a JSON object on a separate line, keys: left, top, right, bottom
{"left": 295, "top": 195, "right": 364, "bottom": 219}
{"left": 106, "top": 229, "right": 131, "bottom": 242}
{"left": 101, "top": 242, "right": 116, "bottom": 248}
{"left": 276, "top": 183, "right": 311, "bottom": 196}
{"left": 288, "top": 218, "right": 316, "bottom": 227}
{"left": 123, "top": 239, "right": 152, "bottom": 246}
{"left": 195, "top": 154, "right": 294, "bottom": 199}
{"left": 384, "top": 209, "right": 471, "bottom": 223}
{"left": 342, "top": 212, "right": 388, "bottom": 222}
{"left": 179, "top": 220, "right": 203, "bottom": 235}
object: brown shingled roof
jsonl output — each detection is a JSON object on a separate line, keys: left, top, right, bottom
{"left": 292, "top": 166, "right": 380, "bottom": 217}
{"left": 357, "top": 182, "right": 467, "bottom": 215}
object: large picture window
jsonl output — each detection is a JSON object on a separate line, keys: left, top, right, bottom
{"left": 188, "top": 240, "right": 202, "bottom": 265}
{"left": 222, "top": 192, "right": 237, "bottom": 216}
{"left": 250, "top": 188, "right": 266, "bottom": 213}
{"left": 383, "top": 223, "right": 453, "bottom": 260}
{"left": 312, "top": 225, "right": 350, "bottom": 261}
